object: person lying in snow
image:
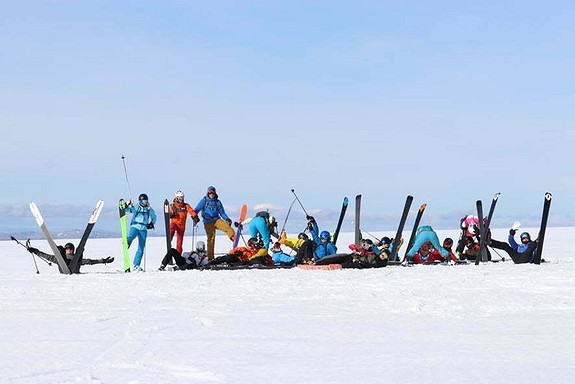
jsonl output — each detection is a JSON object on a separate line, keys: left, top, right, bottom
{"left": 158, "top": 241, "right": 209, "bottom": 271}
{"left": 206, "top": 237, "right": 273, "bottom": 267}
{"left": 27, "top": 242, "right": 113, "bottom": 269}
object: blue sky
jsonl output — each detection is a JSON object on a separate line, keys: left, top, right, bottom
{"left": 2, "top": 1, "right": 574, "bottom": 236}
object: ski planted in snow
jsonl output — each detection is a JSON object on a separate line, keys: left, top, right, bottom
{"left": 69, "top": 200, "right": 105, "bottom": 273}
{"left": 232, "top": 204, "right": 249, "bottom": 248}
{"left": 332, "top": 196, "right": 349, "bottom": 246}
{"left": 389, "top": 195, "right": 413, "bottom": 262}
{"left": 119, "top": 199, "right": 131, "bottom": 272}
{"left": 402, "top": 203, "right": 427, "bottom": 263}
{"left": 475, "top": 192, "right": 500, "bottom": 265}
{"left": 29, "top": 202, "right": 71, "bottom": 274}
{"left": 533, "top": 192, "right": 552, "bottom": 265}
{"left": 354, "top": 195, "right": 362, "bottom": 245}
{"left": 164, "top": 199, "right": 171, "bottom": 253}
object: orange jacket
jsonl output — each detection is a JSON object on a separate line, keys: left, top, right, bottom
{"left": 169, "top": 199, "right": 197, "bottom": 229}
{"left": 228, "top": 246, "right": 259, "bottom": 262}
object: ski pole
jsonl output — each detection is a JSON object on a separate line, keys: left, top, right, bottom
{"left": 191, "top": 223, "right": 196, "bottom": 252}
{"left": 360, "top": 228, "right": 381, "bottom": 244}
{"left": 290, "top": 189, "right": 310, "bottom": 217}
{"left": 121, "top": 155, "right": 133, "bottom": 201}
{"left": 488, "top": 246, "right": 506, "bottom": 262}
{"left": 280, "top": 197, "right": 297, "bottom": 234}
{"left": 11, "top": 236, "right": 41, "bottom": 273}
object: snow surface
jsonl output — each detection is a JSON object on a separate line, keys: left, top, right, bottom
{"left": 1, "top": 227, "right": 575, "bottom": 384}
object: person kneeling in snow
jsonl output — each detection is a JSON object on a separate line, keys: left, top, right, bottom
{"left": 406, "top": 226, "right": 449, "bottom": 261}
{"left": 27, "top": 242, "right": 114, "bottom": 269}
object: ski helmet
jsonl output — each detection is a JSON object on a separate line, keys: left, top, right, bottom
{"left": 380, "top": 236, "right": 392, "bottom": 245}
{"left": 443, "top": 238, "right": 454, "bottom": 245}
{"left": 320, "top": 231, "right": 330, "bottom": 240}
{"left": 520, "top": 232, "right": 531, "bottom": 240}
{"left": 248, "top": 237, "right": 262, "bottom": 249}
{"left": 298, "top": 233, "right": 309, "bottom": 240}
{"left": 361, "top": 238, "right": 373, "bottom": 250}
{"left": 175, "top": 190, "right": 184, "bottom": 200}
{"left": 139, "top": 193, "right": 148, "bottom": 201}
{"left": 64, "top": 243, "right": 75, "bottom": 252}
{"left": 196, "top": 241, "right": 205, "bottom": 252}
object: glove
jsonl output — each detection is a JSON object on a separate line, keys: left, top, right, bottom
{"left": 306, "top": 215, "right": 315, "bottom": 222}
{"left": 102, "top": 256, "right": 114, "bottom": 264}
{"left": 509, "top": 229, "right": 516, "bottom": 236}
{"left": 192, "top": 215, "right": 200, "bottom": 226}
{"left": 126, "top": 199, "right": 133, "bottom": 206}
{"left": 27, "top": 247, "right": 39, "bottom": 254}
{"left": 147, "top": 222, "right": 155, "bottom": 230}
{"left": 234, "top": 221, "right": 240, "bottom": 228}
{"left": 226, "top": 218, "right": 232, "bottom": 226}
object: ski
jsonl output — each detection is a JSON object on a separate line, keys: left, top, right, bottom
{"left": 164, "top": 199, "right": 171, "bottom": 253}
{"left": 354, "top": 195, "right": 362, "bottom": 245}
{"left": 390, "top": 195, "right": 413, "bottom": 261}
{"left": 119, "top": 199, "right": 130, "bottom": 273}
{"left": 402, "top": 203, "right": 427, "bottom": 263}
{"left": 232, "top": 204, "right": 248, "bottom": 248}
{"left": 332, "top": 197, "right": 349, "bottom": 246}
{"left": 69, "top": 200, "right": 105, "bottom": 273}
{"left": 29, "top": 202, "right": 71, "bottom": 274}
{"left": 475, "top": 193, "right": 500, "bottom": 265}
{"left": 533, "top": 192, "right": 552, "bottom": 265}
{"left": 475, "top": 200, "right": 485, "bottom": 265}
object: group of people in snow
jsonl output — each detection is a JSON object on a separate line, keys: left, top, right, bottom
{"left": 21, "top": 187, "right": 543, "bottom": 273}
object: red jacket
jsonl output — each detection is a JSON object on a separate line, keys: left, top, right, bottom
{"left": 169, "top": 199, "right": 197, "bottom": 229}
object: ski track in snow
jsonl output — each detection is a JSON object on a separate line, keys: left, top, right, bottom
{"left": 1, "top": 228, "right": 575, "bottom": 383}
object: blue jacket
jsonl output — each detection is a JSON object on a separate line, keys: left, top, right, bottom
{"left": 126, "top": 203, "right": 157, "bottom": 231}
{"left": 310, "top": 220, "right": 337, "bottom": 261}
{"left": 249, "top": 215, "right": 271, "bottom": 249}
{"left": 271, "top": 250, "right": 295, "bottom": 265}
{"left": 508, "top": 234, "right": 531, "bottom": 253}
{"left": 194, "top": 195, "right": 230, "bottom": 224}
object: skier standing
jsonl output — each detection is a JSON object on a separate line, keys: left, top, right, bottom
{"left": 126, "top": 193, "right": 157, "bottom": 271}
{"left": 169, "top": 190, "right": 199, "bottom": 254}
{"left": 194, "top": 186, "right": 235, "bottom": 260}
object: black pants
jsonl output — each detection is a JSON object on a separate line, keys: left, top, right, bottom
{"left": 489, "top": 239, "right": 535, "bottom": 264}
{"left": 161, "top": 248, "right": 196, "bottom": 269}
{"left": 295, "top": 240, "right": 315, "bottom": 264}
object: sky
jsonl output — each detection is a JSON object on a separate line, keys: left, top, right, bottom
{"left": 2, "top": 1, "right": 575, "bottom": 236}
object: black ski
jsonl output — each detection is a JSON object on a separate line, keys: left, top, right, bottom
{"left": 475, "top": 200, "right": 485, "bottom": 265}
{"left": 354, "top": 195, "right": 362, "bottom": 245}
{"left": 69, "top": 200, "right": 105, "bottom": 273}
{"left": 402, "top": 203, "right": 426, "bottom": 263}
{"left": 332, "top": 196, "right": 349, "bottom": 246}
{"left": 389, "top": 195, "right": 413, "bottom": 262}
{"left": 475, "top": 193, "right": 500, "bottom": 265}
{"left": 164, "top": 199, "right": 171, "bottom": 253}
{"left": 533, "top": 192, "right": 552, "bottom": 265}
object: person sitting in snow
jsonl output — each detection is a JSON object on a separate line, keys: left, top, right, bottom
{"left": 270, "top": 242, "right": 296, "bottom": 267}
{"left": 279, "top": 231, "right": 316, "bottom": 265}
{"left": 307, "top": 216, "right": 337, "bottom": 262}
{"left": 459, "top": 236, "right": 480, "bottom": 261}
{"left": 488, "top": 229, "right": 539, "bottom": 264}
{"left": 158, "top": 241, "right": 209, "bottom": 271}
{"left": 430, "top": 237, "right": 460, "bottom": 262}
{"left": 410, "top": 242, "right": 446, "bottom": 264}
{"left": 378, "top": 236, "right": 403, "bottom": 261}
{"left": 207, "top": 237, "right": 273, "bottom": 267}
{"left": 26, "top": 242, "right": 114, "bottom": 270}
{"left": 340, "top": 238, "right": 388, "bottom": 269}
